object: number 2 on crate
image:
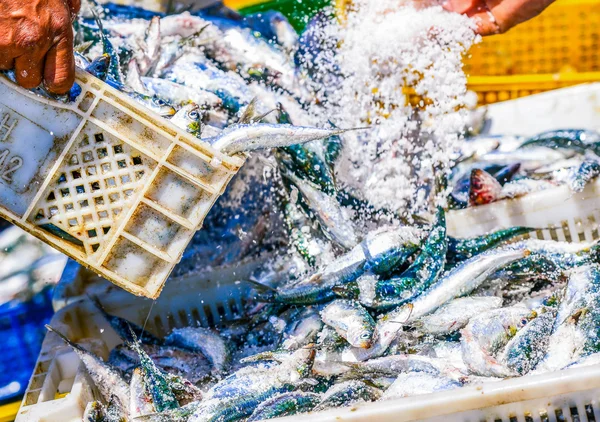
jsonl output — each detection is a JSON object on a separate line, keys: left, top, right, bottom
{"left": 0, "top": 111, "right": 23, "bottom": 184}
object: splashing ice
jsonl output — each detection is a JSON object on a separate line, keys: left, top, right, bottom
{"left": 304, "top": 1, "right": 480, "bottom": 214}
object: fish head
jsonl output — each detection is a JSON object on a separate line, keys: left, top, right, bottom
{"left": 146, "top": 95, "right": 176, "bottom": 117}
{"left": 348, "top": 327, "right": 375, "bottom": 349}
{"left": 86, "top": 54, "right": 111, "bottom": 80}
{"left": 469, "top": 169, "right": 503, "bottom": 206}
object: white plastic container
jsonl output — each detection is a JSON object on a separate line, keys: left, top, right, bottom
{"left": 16, "top": 258, "right": 260, "bottom": 422}
{"left": 0, "top": 70, "right": 244, "bottom": 299}
{"left": 447, "top": 83, "right": 600, "bottom": 241}
{"left": 17, "top": 261, "right": 600, "bottom": 422}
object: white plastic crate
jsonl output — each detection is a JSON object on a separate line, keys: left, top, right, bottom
{"left": 16, "top": 259, "right": 260, "bottom": 422}
{"left": 0, "top": 70, "right": 244, "bottom": 299}
{"left": 16, "top": 262, "right": 600, "bottom": 422}
{"left": 447, "top": 83, "right": 600, "bottom": 241}
{"left": 447, "top": 178, "right": 600, "bottom": 241}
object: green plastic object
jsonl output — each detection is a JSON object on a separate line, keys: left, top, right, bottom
{"left": 240, "top": 0, "right": 332, "bottom": 32}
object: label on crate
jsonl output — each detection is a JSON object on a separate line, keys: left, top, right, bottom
{"left": 0, "top": 79, "right": 82, "bottom": 217}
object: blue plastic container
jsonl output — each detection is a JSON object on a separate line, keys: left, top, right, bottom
{"left": 0, "top": 287, "right": 54, "bottom": 404}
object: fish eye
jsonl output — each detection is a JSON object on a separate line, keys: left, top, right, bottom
{"left": 188, "top": 110, "right": 200, "bottom": 120}
{"left": 360, "top": 332, "right": 370, "bottom": 339}
{"left": 153, "top": 97, "right": 166, "bottom": 106}
{"left": 520, "top": 318, "right": 528, "bottom": 326}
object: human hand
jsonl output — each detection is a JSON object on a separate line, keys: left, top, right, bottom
{"left": 443, "top": 0, "right": 556, "bottom": 35}
{"left": 0, "top": 0, "right": 80, "bottom": 94}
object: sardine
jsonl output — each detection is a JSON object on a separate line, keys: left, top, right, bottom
{"left": 166, "top": 327, "right": 231, "bottom": 373}
{"left": 313, "top": 380, "right": 381, "bottom": 411}
{"left": 45, "top": 325, "right": 130, "bottom": 411}
{"left": 415, "top": 296, "right": 503, "bottom": 335}
{"left": 461, "top": 306, "right": 536, "bottom": 377}
{"left": 320, "top": 300, "right": 376, "bottom": 348}
{"left": 247, "top": 392, "right": 321, "bottom": 421}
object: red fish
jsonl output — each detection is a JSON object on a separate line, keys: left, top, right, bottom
{"left": 469, "top": 169, "right": 503, "bottom": 206}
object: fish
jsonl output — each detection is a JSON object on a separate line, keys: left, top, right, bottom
{"left": 567, "top": 158, "right": 600, "bottom": 193}
{"left": 460, "top": 306, "right": 537, "bottom": 377}
{"left": 313, "top": 380, "right": 382, "bottom": 411}
{"left": 170, "top": 103, "right": 203, "bottom": 137}
{"left": 165, "top": 327, "right": 231, "bottom": 373}
{"left": 499, "top": 310, "right": 556, "bottom": 375}
{"left": 415, "top": 296, "right": 504, "bottom": 335}
{"left": 320, "top": 300, "right": 377, "bottom": 348}
{"left": 209, "top": 123, "right": 365, "bottom": 155}
{"left": 469, "top": 169, "right": 503, "bottom": 206}
{"left": 128, "top": 333, "right": 179, "bottom": 412}
{"left": 519, "top": 129, "right": 600, "bottom": 155}
{"left": 141, "top": 77, "right": 223, "bottom": 108}
{"left": 356, "top": 207, "right": 447, "bottom": 310}
{"left": 536, "top": 265, "right": 600, "bottom": 371}
{"left": 85, "top": 54, "right": 111, "bottom": 81}
{"left": 130, "top": 367, "right": 157, "bottom": 418}
{"left": 91, "top": 8, "right": 124, "bottom": 84}
{"left": 380, "top": 372, "right": 461, "bottom": 400}
{"left": 280, "top": 307, "right": 324, "bottom": 351}
{"left": 247, "top": 392, "right": 321, "bottom": 421}
{"left": 447, "top": 226, "right": 533, "bottom": 264}
{"left": 259, "top": 226, "right": 423, "bottom": 305}
{"left": 83, "top": 401, "right": 106, "bottom": 422}
{"left": 45, "top": 325, "right": 130, "bottom": 411}
{"left": 363, "top": 246, "right": 527, "bottom": 360}
{"left": 343, "top": 354, "right": 448, "bottom": 378}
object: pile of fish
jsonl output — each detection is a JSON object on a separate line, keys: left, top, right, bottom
{"left": 49, "top": 224, "right": 600, "bottom": 421}
{"left": 29, "top": 1, "right": 600, "bottom": 421}
{"left": 451, "top": 129, "right": 600, "bottom": 208}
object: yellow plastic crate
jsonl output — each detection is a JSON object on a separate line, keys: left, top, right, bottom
{"left": 335, "top": 0, "right": 600, "bottom": 104}
{"left": 465, "top": 0, "right": 600, "bottom": 76}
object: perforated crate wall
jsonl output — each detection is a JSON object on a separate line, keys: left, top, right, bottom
{"left": 0, "top": 71, "right": 244, "bottom": 298}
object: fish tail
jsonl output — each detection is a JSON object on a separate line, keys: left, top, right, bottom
{"left": 246, "top": 279, "right": 277, "bottom": 302}
{"left": 239, "top": 97, "right": 258, "bottom": 124}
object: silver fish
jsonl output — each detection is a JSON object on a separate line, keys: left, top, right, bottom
{"left": 283, "top": 170, "right": 359, "bottom": 250}
{"left": 461, "top": 306, "right": 535, "bottom": 377}
{"left": 499, "top": 310, "right": 556, "bottom": 375}
{"left": 166, "top": 327, "right": 231, "bottom": 373}
{"left": 415, "top": 296, "right": 504, "bottom": 335}
{"left": 364, "top": 247, "right": 527, "bottom": 361}
{"left": 380, "top": 372, "right": 461, "bottom": 400}
{"left": 170, "top": 103, "right": 203, "bottom": 137}
{"left": 209, "top": 124, "right": 363, "bottom": 155}
{"left": 45, "top": 326, "right": 130, "bottom": 411}
{"left": 142, "top": 77, "right": 223, "bottom": 108}
{"left": 321, "top": 300, "right": 376, "bottom": 349}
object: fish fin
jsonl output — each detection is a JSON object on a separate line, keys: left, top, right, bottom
{"left": 74, "top": 41, "right": 94, "bottom": 54}
{"left": 469, "top": 169, "right": 503, "bottom": 206}
{"left": 252, "top": 108, "right": 276, "bottom": 123}
{"left": 45, "top": 325, "right": 88, "bottom": 354}
{"left": 245, "top": 279, "right": 277, "bottom": 302}
{"left": 239, "top": 97, "right": 258, "bottom": 124}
